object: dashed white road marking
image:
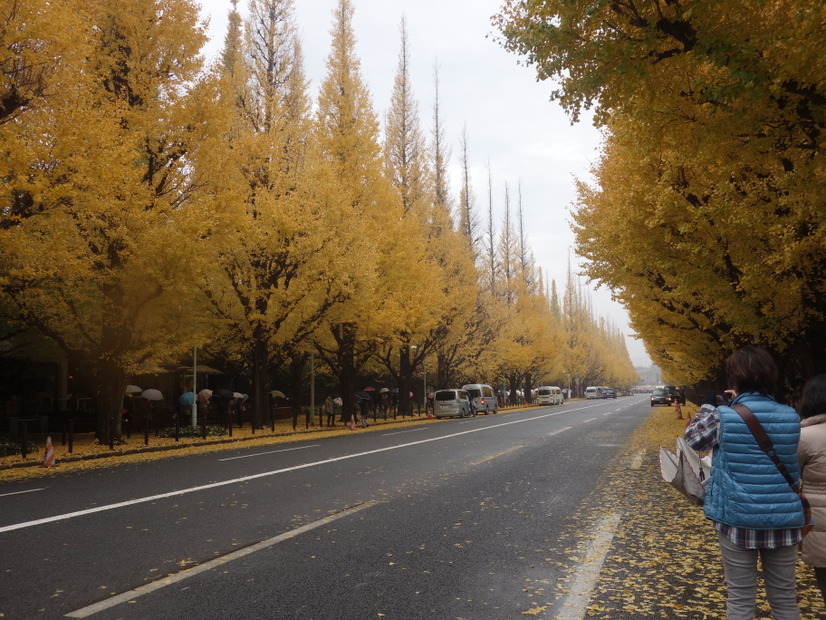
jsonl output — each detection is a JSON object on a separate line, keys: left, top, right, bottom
{"left": 0, "top": 487, "right": 45, "bottom": 498}
{"left": 64, "top": 501, "right": 378, "bottom": 618}
{"left": 218, "top": 444, "right": 320, "bottom": 462}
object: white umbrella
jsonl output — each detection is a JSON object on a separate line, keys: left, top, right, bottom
{"left": 125, "top": 384, "right": 142, "bottom": 394}
{"left": 270, "top": 390, "right": 286, "bottom": 398}
{"left": 198, "top": 389, "right": 213, "bottom": 405}
{"left": 233, "top": 392, "right": 245, "bottom": 400}
{"left": 141, "top": 389, "right": 163, "bottom": 401}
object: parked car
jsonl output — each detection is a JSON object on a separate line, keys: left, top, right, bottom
{"left": 602, "top": 387, "right": 616, "bottom": 399}
{"left": 650, "top": 388, "right": 672, "bottom": 407}
{"left": 585, "top": 386, "right": 602, "bottom": 399}
{"left": 433, "top": 389, "right": 472, "bottom": 418}
{"left": 536, "top": 386, "right": 563, "bottom": 405}
{"left": 462, "top": 384, "right": 499, "bottom": 414}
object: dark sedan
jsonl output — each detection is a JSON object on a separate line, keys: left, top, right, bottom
{"left": 650, "top": 389, "right": 672, "bottom": 407}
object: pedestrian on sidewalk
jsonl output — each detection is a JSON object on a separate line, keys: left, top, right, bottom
{"left": 685, "top": 345, "right": 804, "bottom": 620}
{"left": 797, "top": 373, "right": 826, "bottom": 605}
{"left": 359, "top": 396, "right": 370, "bottom": 428}
{"left": 323, "top": 395, "right": 335, "bottom": 427}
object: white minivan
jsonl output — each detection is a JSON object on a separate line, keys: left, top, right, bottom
{"left": 585, "top": 386, "right": 603, "bottom": 399}
{"left": 536, "top": 386, "right": 563, "bottom": 405}
{"left": 462, "top": 384, "right": 499, "bottom": 415}
{"left": 433, "top": 389, "right": 472, "bottom": 418}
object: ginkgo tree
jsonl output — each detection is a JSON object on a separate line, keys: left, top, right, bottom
{"left": 496, "top": 0, "right": 826, "bottom": 388}
{"left": 311, "top": 0, "right": 411, "bottom": 420}
{"left": 192, "top": 0, "right": 364, "bottom": 428}
{"left": 0, "top": 0, "right": 215, "bottom": 436}
{"left": 0, "top": 0, "right": 642, "bottom": 427}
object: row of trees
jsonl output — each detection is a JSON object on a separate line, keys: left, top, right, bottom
{"left": 495, "top": 0, "right": 826, "bottom": 394}
{"left": 0, "top": 0, "right": 637, "bottom": 436}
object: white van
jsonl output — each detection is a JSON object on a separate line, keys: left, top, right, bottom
{"left": 585, "top": 386, "right": 603, "bottom": 399}
{"left": 462, "top": 384, "right": 499, "bottom": 415}
{"left": 536, "top": 386, "right": 563, "bottom": 405}
{"left": 433, "top": 389, "right": 472, "bottom": 418}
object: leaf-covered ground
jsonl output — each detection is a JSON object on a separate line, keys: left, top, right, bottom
{"left": 541, "top": 403, "right": 825, "bottom": 619}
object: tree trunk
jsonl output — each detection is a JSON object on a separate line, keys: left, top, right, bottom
{"left": 95, "top": 364, "right": 126, "bottom": 443}
{"left": 289, "top": 353, "right": 308, "bottom": 430}
{"left": 524, "top": 373, "right": 534, "bottom": 405}
{"left": 251, "top": 336, "right": 269, "bottom": 429}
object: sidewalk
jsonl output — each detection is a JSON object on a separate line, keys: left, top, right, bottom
{"left": 0, "top": 407, "right": 486, "bottom": 481}
{"left": 543, "top": 403, "right": 825, "bottom": 619}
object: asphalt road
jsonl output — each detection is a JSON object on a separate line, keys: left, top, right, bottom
{"left": 0, "top": 396, "right": 649, "bottom": 619}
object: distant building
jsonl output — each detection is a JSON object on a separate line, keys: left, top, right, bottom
{"left": 635, "top": 365, "right": 661, "bottom": 388}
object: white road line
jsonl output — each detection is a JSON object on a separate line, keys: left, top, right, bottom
{"left": 381, "top": 428, "right": 428, "bottom": 436}
{"left": 0, "top": 405, "right": 605, "bottom": 534}
{"left": 556, "top": 511, "right": 624, "bottom": 620}
{"left": 218, "top": 444, "right": 320, "bottom": 462}
{"left": 64, "top": 501, "right": 378, "bottom": 618}
{"left": 0, "top": 487, "right": 45, "bottom": 498}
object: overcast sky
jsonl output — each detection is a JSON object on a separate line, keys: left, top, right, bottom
{"left": 197, "top": 0, "right": 653, "bottom": 368}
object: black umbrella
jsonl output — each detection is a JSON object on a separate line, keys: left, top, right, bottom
{"left": 354, "top": 391, "right": 371, "bottom": 400}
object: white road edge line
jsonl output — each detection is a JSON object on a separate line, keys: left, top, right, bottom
{"left": 555, "top": 511, "right": 624, "bottom": 620}
{"left": 1, "top": 403, "right": 616, "bottom": 534}
{"left": 64, "top": 501, "right": 378, "bottom": 618}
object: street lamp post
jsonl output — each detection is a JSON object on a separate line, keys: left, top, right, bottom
{"left": 423, "top": 358, "right": 427, "bottom": 413}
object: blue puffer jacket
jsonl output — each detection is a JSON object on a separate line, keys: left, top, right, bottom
{"left": 704, "top": 393, "right": 804, "bottom": 529}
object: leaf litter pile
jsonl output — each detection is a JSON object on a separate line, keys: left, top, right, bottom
{"left": 539, "top": 404, "right": 825, "bottom": 619}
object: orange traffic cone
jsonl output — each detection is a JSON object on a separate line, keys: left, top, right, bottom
{"left": 349, "top": 414, "right": 357, "bottom": 431}
{"left": 674, "top": 401, "right": 683, "bottom": 420}
{"left": 44, "top": 435, "right": 55, "bottom": 468}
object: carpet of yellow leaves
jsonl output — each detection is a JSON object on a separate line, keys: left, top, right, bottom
{"left": 539, "top": 403, "right": 825, "bottom": 619}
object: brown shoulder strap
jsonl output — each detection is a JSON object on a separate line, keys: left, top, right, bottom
{"left": 732, "top": 403, "right": 799, "bottom": 492}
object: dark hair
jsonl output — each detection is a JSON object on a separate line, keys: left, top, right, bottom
{"left": 798, "top": 374, "right": 826, "bottom": 419}
{"left": 725, "top": 346, "right": 777, "bottom": 395}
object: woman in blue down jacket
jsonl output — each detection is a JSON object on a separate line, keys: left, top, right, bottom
{"left": 685, "top": 346, "right": 805, "bottom": 620}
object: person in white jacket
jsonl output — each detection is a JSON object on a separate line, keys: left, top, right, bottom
{"left": 797, "top": 373, "right": 826, "bottom": 605}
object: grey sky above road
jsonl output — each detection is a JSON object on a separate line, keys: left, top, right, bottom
{"left": 197, "top": 0, "right": 652, "bottom": 367}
